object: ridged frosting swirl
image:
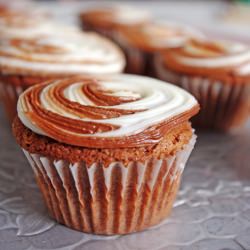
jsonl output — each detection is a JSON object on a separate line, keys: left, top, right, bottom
{"left": 163, "top": 39, "right": 250, "bottom": 76}
{"left": 17, "top": 75, "right": 199, "bottom": 148}
{"left": 0, "top": 33, "right": 125, "bottom": 75}
{"left": 118, "top": 21, "right": 203, "bottom": 51}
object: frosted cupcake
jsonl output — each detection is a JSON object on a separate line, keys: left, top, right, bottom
{"left": 13, "top": 75, "right": 199, "bottom": 235}
{"left": 116, "top": 21, "right": 202, "bottom": 75}
{"left": 154, "top": 39, "right": 250, "bottom": 131}
{"left": 0, "top": 33, "right": 125, "bottom": 121}
{"left": 79, "top": 5, "right": 151, "bottom": 40}
{"left": 0, "top": 6, "right": 79, "bottom": 39}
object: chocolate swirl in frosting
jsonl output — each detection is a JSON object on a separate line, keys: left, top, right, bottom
{"left": 0, "top": 33, "right": 125, "bottom": 75}
{"left": 0, "top": 7, "right": 79, "bottom": 39}
{"left": 163, "top": 39, "right": 250, "bottom": 76}
{"left": 118, "top": 22, "right": 203, "bottom": 51}
{"left": 17, "top": 75, "right": 199, "bottom": 148}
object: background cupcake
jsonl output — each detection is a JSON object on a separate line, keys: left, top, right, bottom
{"left": 0, "top": 33, "right": 125, "bottom": 122}
{"left": 116, "top": 21, "right": 203, "bottom": 76}
{"left": 79, "top": 5, "right": 151, "bottom": 40}
{"left": 0, "top": 5, "right": 80, "bottom": 40}
{"left": 13, "top": 75, "right": 199, "bottom": 235}
{"left": 154, "top": 38, "right": 250, "bottom": 131}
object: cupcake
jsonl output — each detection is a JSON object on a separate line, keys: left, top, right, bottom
{"left": 0, "top": 33, "right": 125, "bottom": 122}
{"left": 0, "top": 6, "right": 79, "bottom": 39}
{"left": 116, "top": 21, "right": 203, "bottom": 76}
{"left": 13, "top": 75, "right": 199, "bottom": 235}
{"left": 154, "top": 39, "right": 250, "bottom": 131}
{"left": 79, "top": 5, "right": 151, "bottom": 40}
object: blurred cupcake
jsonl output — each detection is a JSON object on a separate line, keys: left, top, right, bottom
{"left": 13, "top": 75, "right": 199, "bottom": 235}
{"left": 79, "top": 5, "right": 151, "bottom": 40}
{"left": 0, "top": 6, "right": 79, "bottom": 40}
{"left": 116, "top": 21, "right": 203, "bottom": 76}
{"left": 155, "top": 39, "right": 250, "bottom": 131}
{"left": 0, "top": 33, "right": 125, "bottom": 122}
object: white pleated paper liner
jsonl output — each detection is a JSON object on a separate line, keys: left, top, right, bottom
{"left": 114, "top": 31, "right": 156, "bottom": 76}
{"left": 154, "top": 55, "right": 250, "bottom": 131}
{"left": 0, "top": 80, "right": 25, "bottom": 123}
{"left": 22, "top": 135, "right": 196, "bottom": 235}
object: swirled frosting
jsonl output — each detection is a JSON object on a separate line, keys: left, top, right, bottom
{"left": 81, "top": 5, "right": 150, "bottom": 26}
{"left": 0, "top": 7, "right": 78, "bottom": 39}
{"left": 0, "top": 33, "right": 125, "bottom": 75}
{"left": 118, "top": 21, "right": 203, "bottom": 52}
{"left": 17, "top": 75, "right": 199, "bottom": 148}
{"left": 163, "top": 39, "right": 250, "bottom": 76}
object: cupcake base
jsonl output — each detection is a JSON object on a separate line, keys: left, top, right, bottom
{"left": 0, "top": 80, "right": 25, "bottom": 122}
{"left": 115, "top": 33, "right": 156, "bottom": 76}
{"left": 22, "top": 136, "right": 196, "bottom": 235}
{"left": 123, "top": 46, "right": 155, "bottom": 76}
{"left": 0, "top": 74, "right": 52, "bottom": 123}
{"left": 80, "top": 22, "right": 115, "bottom": 41}
{"left": 154, "top": 56, "right": 250, "bottom": 131}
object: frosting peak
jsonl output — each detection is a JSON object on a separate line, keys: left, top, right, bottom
{"left": 17, "top": 75, "right": 199, "bottom": 148}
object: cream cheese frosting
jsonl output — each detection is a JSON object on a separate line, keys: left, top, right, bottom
{"left": 0, "top": 32, "right": 125, "bottom": 75}
{"left": 137, "top": 21, "right": 203, "bottom": 48}
{"left": 82, "top": 5, "right": 150, "bottom": 25}
{"left": 17, "top": 75, "right": 199, "bottom": 148}
{"left": 117, "top": 21, "right": 203, "bottom": 52}
{"left": 0, "top": 7, "right": 79, "bottom": 39}
{"left": 169, "top": 39, "right": 250, "bottom": 75}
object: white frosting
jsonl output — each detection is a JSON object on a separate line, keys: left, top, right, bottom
{"left": 0, "top": 32, "right": 125, "bottom": 75}
{"left": 0, "top": 19, "right": 80, "bottom": 39}
{"left": 87, "top": 5, "right": 150, "bottom": 25}
{"left": 111, "top": 6, "right": 150, "bottom": 24}
{"left": 17, "top": 74, "right": 198, "bottom": 138}
{"left": 175, "top": 40, "right": 250, "bottom": 75}
{"left": 0, "top": 7, "right": 79, "bottom": 39}
{"left": 140, "top": 21, "right": 203, "bottom": 48}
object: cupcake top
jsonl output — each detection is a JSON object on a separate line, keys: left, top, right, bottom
{"left": 161, "top": 39, "right": 250, "bottom": 77}
{"left": 0, "top": 6, "right": 79, "bottom": 39}
{"left": 17, "top": 75, "right": 199, "bottom": 148}
{"left": 118, "top": 21, "right": 202, "bottom": 52}
{"left": 0, "top": 33, "right": 125, "bottom": 76}
{"left": 80, "top": 5, "right": 150, "bottom": 28}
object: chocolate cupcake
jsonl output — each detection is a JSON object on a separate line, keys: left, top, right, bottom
{"left": 154, "top": 39, "right": 250, "bottom": 131}
{"left": 13, "top": 75, "right": 199, "bottom": 235}
{"left": 116, "top": 21, "right": 203, "bottom": 76}
{"left": 0, "top": 33, "right": 125, "bottom": 122}
{"left": 79, "top": 5, "right": 151, "bottom": 40}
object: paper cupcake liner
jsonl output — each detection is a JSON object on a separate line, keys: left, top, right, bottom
{"left": 81, "top": 22, "right": 116, "bottom": 42}
{"left": 114, "top": 33, "right": 156, "bottom": 76}
{"left": 0, "top": 80, "right": 25, "bottom": 122}
{"left": 0, "top": 75, "right": 53, "bottom": 123}
{"left": 155, "top": 56, "right": 250, "bottom": 131}
{"left": 22, "top": 135, "right": 196, "bottom": 235}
